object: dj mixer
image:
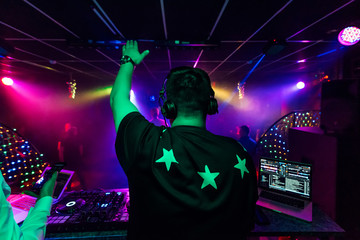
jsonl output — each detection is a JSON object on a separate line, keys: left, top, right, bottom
{"left": 47, "top": 189, "right": 129, "bottom": 233}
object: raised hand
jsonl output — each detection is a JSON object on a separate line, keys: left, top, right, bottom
{"left": 122, "top": 40, "right": 149, "bottom": 65}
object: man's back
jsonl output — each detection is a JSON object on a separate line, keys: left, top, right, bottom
{"left": 116, "top": 112, "right": 258, "bottom": 239}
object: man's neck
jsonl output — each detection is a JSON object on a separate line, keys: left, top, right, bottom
{"left": 171, "top": 114, "right": 206, "bottom": 129}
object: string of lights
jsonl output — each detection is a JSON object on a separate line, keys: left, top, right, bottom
{"left": 0, "top": 123, "right": 47, "bottom": 190}
{"left": 256, "top": 110, "right": 321, "bottom": 160}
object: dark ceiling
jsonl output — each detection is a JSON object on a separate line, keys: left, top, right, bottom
{"left": 1, "top": 0, "right": 359, "bottom": 94}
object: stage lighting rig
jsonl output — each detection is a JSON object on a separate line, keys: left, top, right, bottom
{"left": 263, "top": 38, "right": 287, "bottom": 55}
{"left": 338, "top": 26, "right": 360, "bottom": 46}
{"left": 154, "top": 40, "right": 220, "bottom": 49}
{"left": 1, "top": 77, "right": 13, "bottom": 86}
{"left": 66, "top": 80, "right": 77, "bottom": 99}
{"left": 237, "top": 82, "right": 245, "bottom": 99}
{"left": 67, "top": 39, "right": 220, "bottom": 49}
{"left": 67, "top": 39, "right": 124, "bottom": 49}
{"left": 296, "top": 81, "right": 305, "bottom": 89}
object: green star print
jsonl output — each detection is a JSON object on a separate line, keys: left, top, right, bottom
{"left": 234, "top": 155, "right": 249, "bottom": 179}
{"left": 155, "top": 148, "right": 178, "bottom": 171}
{"left": 197, "top": 165, "right": 220, "bottom": 190}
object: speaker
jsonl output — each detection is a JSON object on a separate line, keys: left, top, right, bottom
{"left": 320, "top": 79, "right": 360, "bottom": 136}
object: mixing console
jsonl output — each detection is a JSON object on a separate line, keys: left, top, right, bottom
{"left": 47, "top": 189, "right": 129, "bottom": 233}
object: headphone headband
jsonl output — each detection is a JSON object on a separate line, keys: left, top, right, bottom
{"left": 159, "top": 67, "right": 218, "bottom": 120}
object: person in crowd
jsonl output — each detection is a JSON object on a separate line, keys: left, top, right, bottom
{"left": 111, "top": 40, "right": 258, "bottom": 240}
{"left": 238, "top": 125, "right": 258, "bottom": 171}
{"left": 57, "top": 123, "right": 84, "bottom": 190}
{"left": 238, "top": 125, "right": 257, "bottom": 158}
{"left": 0, "top": 170, "right": 58, "bottom": 240}
{"left": 58, "top": 123, "right": 83, "bottom": 167}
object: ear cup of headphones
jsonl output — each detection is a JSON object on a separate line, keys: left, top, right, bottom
{"left": 161, "top": 100, "right": 177, "bottom": 119}
{"left": 207, "top": 98, "right": 219, "bottom": 115}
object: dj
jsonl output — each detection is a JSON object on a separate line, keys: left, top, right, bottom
{"left": 111, "top": 40, "right": 258, "bottom": 240}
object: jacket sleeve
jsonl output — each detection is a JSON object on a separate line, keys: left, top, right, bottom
{"left": 20, "top": 196, "right": 53, "bottom": 240}
{"left": 0, "top": 171, "right": 52, "bottom": 240}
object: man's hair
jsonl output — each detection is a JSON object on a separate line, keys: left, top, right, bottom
{"left": 165, "top": 66, "right": 214, "bottom": 115}
{"left": 240, "top": 125, "right": 250, "bottom": 135}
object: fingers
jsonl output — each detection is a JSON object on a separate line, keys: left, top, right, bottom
{"left": 123, "top": 40, "right": 138, "bottom": 50}
{"left": 125, "top": 40, "right": 133, "bottom": 48}
{"left": 47, "top": 171, "right": 58, "bottom": 185}
{"left": 140, "top": 50, "right": 150, "bottom": 61}
{"left": 23, "top": 190, "right": 39, "bottom": 198}
{"left": 40, "top": 171, "right": 58, "bottom": 198}
{"left": 123, "top": 40, "right": 133, "bottom": 54}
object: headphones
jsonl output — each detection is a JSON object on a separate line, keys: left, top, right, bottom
{"left": 159, "top": 68, "right": 218, "bottom": 120}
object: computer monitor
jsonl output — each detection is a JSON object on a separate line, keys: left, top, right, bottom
{"left": 258, "top": 157, "right": 312, "bottom": 200}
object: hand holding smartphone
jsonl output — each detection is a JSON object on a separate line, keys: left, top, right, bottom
{"left": 27, "top": 162, "right": 65, "bottom": 197}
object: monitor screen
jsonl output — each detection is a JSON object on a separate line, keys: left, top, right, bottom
{"left": 52, "top": 172, "right": 71, "bottom": 199}
{"left": 258, "top": 157, "right": 312, "bottom": 199}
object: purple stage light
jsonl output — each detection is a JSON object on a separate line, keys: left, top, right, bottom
{"left": 338, "top": 26, "right": 360, "bottom": 46}
{"left": 296, "top": 81, "right": 305, "bottom": 89}
{"left": 297, "top": 59, "right": 306, "bottom": 63}
{"left": 2, "top": 77, "right": 13, "bottom": 86}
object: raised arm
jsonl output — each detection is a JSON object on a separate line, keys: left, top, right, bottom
{"left": 110, "top": 40, "right": 149, "bottom": 133}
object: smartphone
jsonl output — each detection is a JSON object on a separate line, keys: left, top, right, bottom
{"left": 31, "top": 162, "right": 66, "bottom": 195}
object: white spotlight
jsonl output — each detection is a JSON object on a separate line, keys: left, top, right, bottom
{"left": 296, "top": 81, "right": 305, "bottom": 89}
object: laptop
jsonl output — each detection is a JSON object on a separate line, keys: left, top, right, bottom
{"left": 257, "top": 157, "right": 313, "bottom": 222}
{"left": 8, "top": 167, "right": 74, "bottom": 224}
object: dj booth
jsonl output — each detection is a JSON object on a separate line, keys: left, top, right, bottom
{"left": 43, "top": 188, "right": 344, "bottom": 240}
{"left": 0, "top": 111, "right": 349, "bottom": 239}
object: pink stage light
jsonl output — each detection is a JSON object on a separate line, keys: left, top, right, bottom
{"left": 296, "top": 81, "right": 305, "bottom": 89}
{"left": 297, "top": 59, "right": 306, "bottom": 63}
{"left": 2, "top": 77, "right": 14, "bottom": 86}
{"left": 338, "top": 26, "right": 360, "bottom": 46}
